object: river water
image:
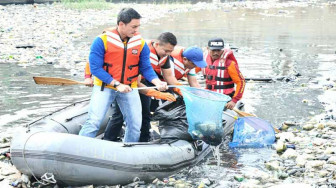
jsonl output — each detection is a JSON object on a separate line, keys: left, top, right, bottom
{"left": 141, "top": 4, "right": 335, "bottom": 126}
{"left": 1, "top": 2, "right": 336, "bottom": 187}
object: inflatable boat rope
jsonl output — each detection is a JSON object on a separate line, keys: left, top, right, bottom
{"left": 23, "top": 131, "right": 57, "bottom": 185}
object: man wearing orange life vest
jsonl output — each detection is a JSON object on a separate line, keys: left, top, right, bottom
{"left": 83, "top": 35, "right": 208, "bottom": 142}
{"left": 169, "top": 46, "right": 208, "bottom": 96}
{"left": 79, "top": 8, "right": 168, "bottom": 143}
{"left": 85, "top": 46, "right": 207, "bottom": 92}
{"left": 203, "top": 38, "right": 245, "bottom": 110}
{"left": 104, "top": 32, "right": 178, "bottom": 142}
{"left": 84, "top": 33, "right": 177, "bottom": 102}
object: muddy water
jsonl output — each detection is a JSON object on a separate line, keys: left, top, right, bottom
{"left": 141, "top": 5, "right": 336, "bottom": 126}
{"left": 139, "top": 5, "right": 336, "bottom": 186}
{"left": 0, "top": 63, "right": 91, "bottom": 133}
{"left": 1, "top": 3, "right": 336, "bottom": 186}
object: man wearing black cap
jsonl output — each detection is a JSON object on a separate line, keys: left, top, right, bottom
{"left": 203, "top": 38, "right": 245, "bottom": 110}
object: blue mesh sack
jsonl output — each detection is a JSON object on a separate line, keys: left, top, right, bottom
{"left": 180, "top": 87, "right": 231, "bottom": 146}
{"left": 229, "top": 117, "right": 275, "bottom": 148}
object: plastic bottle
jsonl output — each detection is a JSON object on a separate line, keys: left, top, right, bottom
{"left": 286, "top": 144, "right": 296, "bottom": 150}
{"left": 234, "top": 175, "right": 244, "bottom": 182}
{"left": 35, "top": 55, "right": 45, "bottom": 65}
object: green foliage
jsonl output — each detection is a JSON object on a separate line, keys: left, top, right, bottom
{"left": 60, "top": 0, "right": 113, "bottom": 10}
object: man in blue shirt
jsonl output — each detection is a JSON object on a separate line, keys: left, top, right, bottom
{"left": 79, "top": 8, "right": 168, "bottom": 142}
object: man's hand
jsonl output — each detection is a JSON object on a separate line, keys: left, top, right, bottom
{"left": 172, "top": 87, "right": 183, "bottom": 96}
{"left": 84, "top": 78, "right": 93, "bottom": 87}
{"left": 226, "top": 101, "right": 236, "bottom": 110}
{"left": 151, "top": 78, "right": 168, "bottom": 91}
{"left": 110, "top": 80, "right": 132, "bottom": 93}
{"left": 158, "top": 92, "right": 176, "bottom": 101}
{"left": 116, "top": 84, "right": 132, "bottom": 93}
{"left": 145, "top": 89, "right": 176, "bottom": 101}
{"left": 172, "top": 82, "right": 183, "bottom": 96}
{"left": 157, "top": 81, "right": 168, "bottom": 91}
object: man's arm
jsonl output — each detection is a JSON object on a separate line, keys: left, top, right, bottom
{"left": 160, "top": 56, "right": 179, "bottom": 85}
{"left": 139, "top": 42, "right": 167, "bottom": 91}
{"left": 137, "top": 76, "right": 175, "bottom": 101}
{"left": 162, "top": 68, "right": 180, "bottom": 85}
{"left": 83, "top": 62, "right": 93, "bottom": 86}
{"left": 139, "top": 42, "right": 159, "bottom": 83}
{"left": 187, "top": 69, "right": 202, "bottom": 88}
{"left": 89, "top": 37, "right": 113, "bottom": 84}
{"left": 227, "top": 60, "right": 245, "bottom": 103}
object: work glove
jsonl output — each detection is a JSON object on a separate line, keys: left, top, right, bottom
{"left": 172, "top": 83, "right": 183, "bottom": 96}
{"left": 145, "top": 89, "right": 176, "bottom": 101}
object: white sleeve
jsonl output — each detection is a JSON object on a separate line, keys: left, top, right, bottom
{"left": 187, "top": 68, "right": 196, "bottom": 75}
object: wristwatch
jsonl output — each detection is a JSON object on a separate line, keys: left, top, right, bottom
{"left": 113, "top": 80, "right": 121, "bottom": 88}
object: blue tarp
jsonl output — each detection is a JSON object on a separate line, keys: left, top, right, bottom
{"left": 229, "top": 117, "right": 276, "bottom": 148}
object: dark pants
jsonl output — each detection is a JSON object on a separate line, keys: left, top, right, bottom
{"left": 103, "top": 85, "right": 154, "bottom": 142}
{"left": 139, "top": 93, "right": 151, "bottom": 142}
{"left": 150, "top": 97, "right": 160, "bottom": 113}
{"left": 103, "top": 101, "right": 123, "bottom": 141}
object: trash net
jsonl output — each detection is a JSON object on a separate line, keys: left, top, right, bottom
{"left": 229, "top": 117, "right": 276, "bottom": 148}
{"left": 180, "top": 87, "right": 231, "bottom": 146}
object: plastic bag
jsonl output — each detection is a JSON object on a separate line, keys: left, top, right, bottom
{"left": 229, "top": 117, "right": 275, "bottom": 148}
{"left": 180, "top": 87, "right": 231, "bottom": 146}
{"left": 152, "top": 97, "right": 192, "bottom": 141}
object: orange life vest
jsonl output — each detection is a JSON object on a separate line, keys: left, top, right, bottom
{"left": 85, "top": 62, "right": 91, "bottom": 78}
{"left": 203, "top": 49, "right": 237, "bottom": 94}
{"left": 102, "top": 28, "right": 143, "bottom": 85}
{"left": 171, "top": 46, "right": 191, "bottom": 80}
{"left": 147, "top": 40, "right": 168, "bottom": 77}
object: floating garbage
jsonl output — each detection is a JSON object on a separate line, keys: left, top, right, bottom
{"left": 229, "top": 117, "right": 275, "bottom": 148}
{"left": 15, "top": 45, "right": 35, "bottom": 49}
{"left": 286, "top": 143, "right": 296, "bottom": 150}
{"left": 234, "top": 174, "right": 244, "bottom": 182}
{"left": 193, "top": 122, "right": 223, "bottom": 146}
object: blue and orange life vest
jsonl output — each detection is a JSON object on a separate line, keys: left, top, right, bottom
{"left": 89, "top": 28, "right": 144, "bottom": 89}
{"left": 102, "top": 28, "right": 143, "bottom": 85}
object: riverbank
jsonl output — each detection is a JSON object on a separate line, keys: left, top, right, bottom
{"left": 0, "top": 2, "right": 225, "bottom": 74}
{"left": 0, "top": 0, "right": 57, "bottom": 5}
{"left": 1, "top": 0, "right": 335, "bottom": 77}
{"left": 1, "top": 1, "right": 336, "bottom": 188}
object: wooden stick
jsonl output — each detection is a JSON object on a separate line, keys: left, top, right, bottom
{"left": 33, "top": 76, "right": 86, "bottom": 86}
{"left": 222, "top": 111, "right": 238, "bottom": 120}
{"left": 33, "top": 77, "right": 181, "bottom": 90}
{"left": 232, "top": 108, "right": 256, "bottom": 117}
